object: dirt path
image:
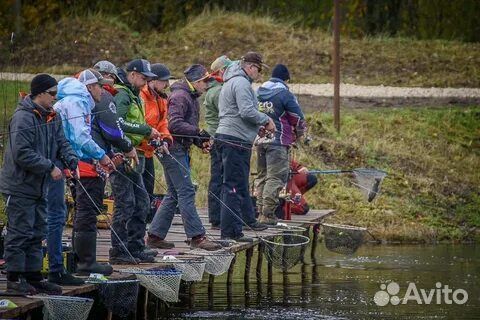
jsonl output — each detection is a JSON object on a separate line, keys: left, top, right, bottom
{"left": 2, "top": 72, "right": 479, "bottom": 108}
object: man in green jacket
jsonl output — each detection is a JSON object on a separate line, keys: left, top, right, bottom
{"left": 203, "top": 55, "right": 232, "bottom": 228}
{"left": 109, "top": 59, "right": 161, "bottom": 264}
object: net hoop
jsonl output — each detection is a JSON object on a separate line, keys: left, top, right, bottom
{"left": 260, "top": 234, "right": 310, "bottom": 247}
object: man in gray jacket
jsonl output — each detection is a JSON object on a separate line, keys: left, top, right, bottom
{"left": 216, "top": 52, "right": 275, "bottom": 241}
{"left": 0, "top": 74, "right": 78, "bottom": 295}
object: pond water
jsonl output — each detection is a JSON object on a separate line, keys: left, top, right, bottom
{"left": 158, "top": 243, "right": 479, "bottom": 320}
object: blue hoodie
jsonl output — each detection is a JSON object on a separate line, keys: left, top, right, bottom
{"left": 54, "top": 77, "right": 105, "bottom": 161}
{"left": 257, "top": 78, "right": 306, "bottom": 146}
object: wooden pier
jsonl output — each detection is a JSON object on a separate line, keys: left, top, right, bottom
{"left": 0, "top": 209, "right": 334, "bottom": 319}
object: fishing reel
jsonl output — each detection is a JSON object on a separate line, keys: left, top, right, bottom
{"left": 149, "top": 139, "right": 170, "bottom": 155}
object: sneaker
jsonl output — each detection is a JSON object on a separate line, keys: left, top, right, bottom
{"left": 6, "top": 277, "right": 37, "bottom": 296}
{"left": 132, "top": 251, "right": 155, "bottom": 263}
{"left": 190, "top": 236, "right": 222, "bottom": 251}
{"left": 245, "top": 221, "right": 269, "bottom": 231}
{"left": 222, "top": 235, "right": 254, "bottom": 243}
{"left": 48, "top": 271, "right": 85, "bottom": 286}
{"left": 258, "top": 215, "right": 278, "bottom": 226}
{"left": 29, "top": 280, "right": 62, "bottom": 295}
{"left": 109, "top": 248, "right": 140, "bottom": 265}
{"left": 146, "top": 234, "right": 175, "bottom": 249}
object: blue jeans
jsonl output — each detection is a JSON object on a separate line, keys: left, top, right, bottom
{"left": 207, "top": 142, "right": 222, "bottom": 226}
{"left": 110, "top": 156, "right": 149, "bottom": 253}
{"left": 46, "top": 177, "right": 67, "bottom": 273}
{"left": 217, "top": 134, "right": 256, "bottom": 239}
{"left": 149, "top": 146, "right": 205, "bottom": 239}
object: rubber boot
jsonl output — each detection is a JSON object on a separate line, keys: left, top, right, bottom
{"left": 74, "top": 231, "right": 113, "bottom": 276}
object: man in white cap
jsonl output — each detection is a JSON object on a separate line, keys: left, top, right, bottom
{"left": 54, "top": 69, "right": 116, "bottom": 276}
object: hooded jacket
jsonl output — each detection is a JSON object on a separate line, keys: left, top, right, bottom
{"left": 54, "top": 77, "right": 105, "bottom": 161}
{"left": 0, "top": 95, "right": 77, "bottom": 199}
{"left": 138, "top": 85, "right": 172, "bottom": 157}
{"left": 203, "top": 80, "right": 222, "bottom": 136}
{"left": 167, "top": 79, "right": 201, "bottom": 149}
{"left": 216, "top": 61, "right": 269, "bottom": 143}
{"left": 257, "top": 78, "right": 306, "bottom": 146}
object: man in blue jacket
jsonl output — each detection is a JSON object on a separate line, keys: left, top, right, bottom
{"left": 216, "top": 52, "right": 274, "bottom": 242}
{"left": 0, "top": 74, "right": 77, "bottom": 295}
{"left": 256, "top": 64, "right": 307, "bottom": 225}
{"left": 54, "top": 70, "right": 116, "bottom": 276}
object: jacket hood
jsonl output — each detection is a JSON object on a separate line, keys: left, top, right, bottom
{"left": 170, "top": 79, "right": 200, "bottom": 98}
{"left": 257, "top": 78, "right": 288, "bottom": 100}
{"left": 17, "top": 95, "right": 53, "bottom": 117}
{"left": 57, "top": 77, "right": 94, "bottom": 105}
{"left": 223, "top": 61, "right": 251, "bottom": 83}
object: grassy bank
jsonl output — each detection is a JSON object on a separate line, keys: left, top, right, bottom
{"left": 0, "top": 80, "right": 478, "bottom": 242}
{"left": 1, "top": 11, "right": 479, "bottom": 87}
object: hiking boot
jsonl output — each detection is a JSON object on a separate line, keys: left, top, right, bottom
{"left": 6, "top": 277, "right": 37, "bottom": 296}
{"left": 190, "top": 236, "right": 222, "bottom": 251}
{"left": 109, "top": 248, "right": 140, "bottom": 265}
{"left": 258, "top": 214, "right": 278, "bottom": 226}
{"left": 222, "top": 235, "right": 254, "bottom": 243}
{"left": 48, "top": 271, "right": 85, "bottom": 286}
{"left": 146, "top": 234, "right": 175, "bottom": 249}
{"left": 29, "top": 280, "right": 62, "bottom": 295}
{"left": 132, "top": 251, "right": 155, "bottom": 263}
{"left": 75, "top": 231, "right": 113, "bottom": 276}
{"left": 143, "top": 247, "right": 159, "bottom": 257}
{"left": 245, "top": 221, "right": 269, "bottom": 231}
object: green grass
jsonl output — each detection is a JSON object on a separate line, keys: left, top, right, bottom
{"left": 1, "top": 80, "right": 479, "bottom": 242}
{"left": 1, "top": 10, "right": 479, "bottom": 87}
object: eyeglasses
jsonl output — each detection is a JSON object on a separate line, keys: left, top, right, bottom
{"left": 252, "top": 64, "right": 262, "bottom": 73}
{"left": 46, "top": 90, "right": 57, "bottom": 97}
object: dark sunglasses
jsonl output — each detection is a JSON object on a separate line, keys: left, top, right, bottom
{"left": 46, "top": 90, "right": 57, "bottom": 97}
{"left": 253, "top": 64, "right": 262, "bottom": 73}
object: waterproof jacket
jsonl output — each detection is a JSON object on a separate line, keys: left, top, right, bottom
{"left": 257, "top": 78, "right": 306, "bottom": 146}
{"left": 0, "top": 95, "right": 77, "bottom": 199}
{"left": 138, "top": 85, "right": 172, "bottom": 157}
{"left": 167, "top": 80, "right": 201, "bottom": 149}
{"left": 216, "top": 61, "right": 269, "bottom": 143}
{"left": 91, "top": 90, "right": 133, "bottom": 154}
{"left": 114, "top": 82, "right": 152, "bottom": 148}
{"left": 203, "top": 80, "right": 222, "bottom": 136}
{"left": 54, "top": 77, "right": 105, "bottom": 161}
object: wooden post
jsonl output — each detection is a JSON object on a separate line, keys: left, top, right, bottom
{"left": 244, "top": 247, "right": 253, "bottom": 284}
{"left": 208, "top": 274, "right": 215, "bottom": 309}
{"left": 333, "top": 0, "right": 341, "bottom": 132}
{"left": 311, "top": 224, "right": 319, "bottom": 260}
{"left": 227, "top": 254, "right": 236, "bottom": 288}
{"left": 256, "top": 242, "right": 264, "bottom": 281}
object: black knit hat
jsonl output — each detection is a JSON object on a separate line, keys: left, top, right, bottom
{"left": 31, "top": 74, "right": 57, "bottom": 97}
{"left": 271, "top": 64, "right": 290, "bottom": 81}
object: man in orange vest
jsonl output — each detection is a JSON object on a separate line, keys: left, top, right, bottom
{"left": 138, "top": 64, "right": 173, "bottom": 221}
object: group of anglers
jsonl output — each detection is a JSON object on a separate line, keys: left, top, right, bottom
{"left": 0, "top": 51, "right": 313, "bottom": 296}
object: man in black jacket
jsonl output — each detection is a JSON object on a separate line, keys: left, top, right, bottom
{"left": 0, "top": 74, "right": 78, "bottom": 295}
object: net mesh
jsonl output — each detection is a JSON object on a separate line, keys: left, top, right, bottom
{"left": 93, "top": 280, "right": 139, "bottom": 318}
{"left": 322, "top": 223, "right": 367, "bottom": 255}
{"left": 352, "top": 169, "right": 387, "bottom": 202}
{"left": 119, "top": 268, "right": 182, "bottom": 302}
{"left": 32, "top": 295, "right": 93, "bottom": 320}
{"left": 261, "top": 234, "right": 310, "bottom": 270}
{"left": 171, "top": 259, "right": 206, "bottom": 282}
{"left": 189, "top": 249, "right": 235, "bottom": 276}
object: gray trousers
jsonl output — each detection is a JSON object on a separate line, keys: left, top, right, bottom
{"left": 255, "top": 144, "right": 290, "bottom": 217}
{"left": 3, "top": 194, "right": 47, "bottom": 272}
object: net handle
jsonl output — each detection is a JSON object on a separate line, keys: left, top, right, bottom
{"left": 322, "top": 223, "right": 367, "bottom": 231}
{"left": 260, "top": 234, "right": 310, "bottom": 247}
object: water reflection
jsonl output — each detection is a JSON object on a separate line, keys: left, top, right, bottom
{"left": 159, "top": 243, "right": 479, "bottom": 320}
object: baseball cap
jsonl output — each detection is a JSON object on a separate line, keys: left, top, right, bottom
{"left": 184, "top": 64, "right": 211, "bottom": 83}
{"left": 93, "top": 60, "right": 122, "bottom": 81}
{"left": 126, "top": 59, "right": 156, "bottom": 78}
{"left": 78, "top": 69, "right": 113, "bottom": 86}
{"left": 210, "top": 55, "right": 232, "bottom": 73}
{"left": 151, "top": 63, "right": 172, "bottom": 81}
{"left": 241, "top": 52, "right": 269, "bottom": 69}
